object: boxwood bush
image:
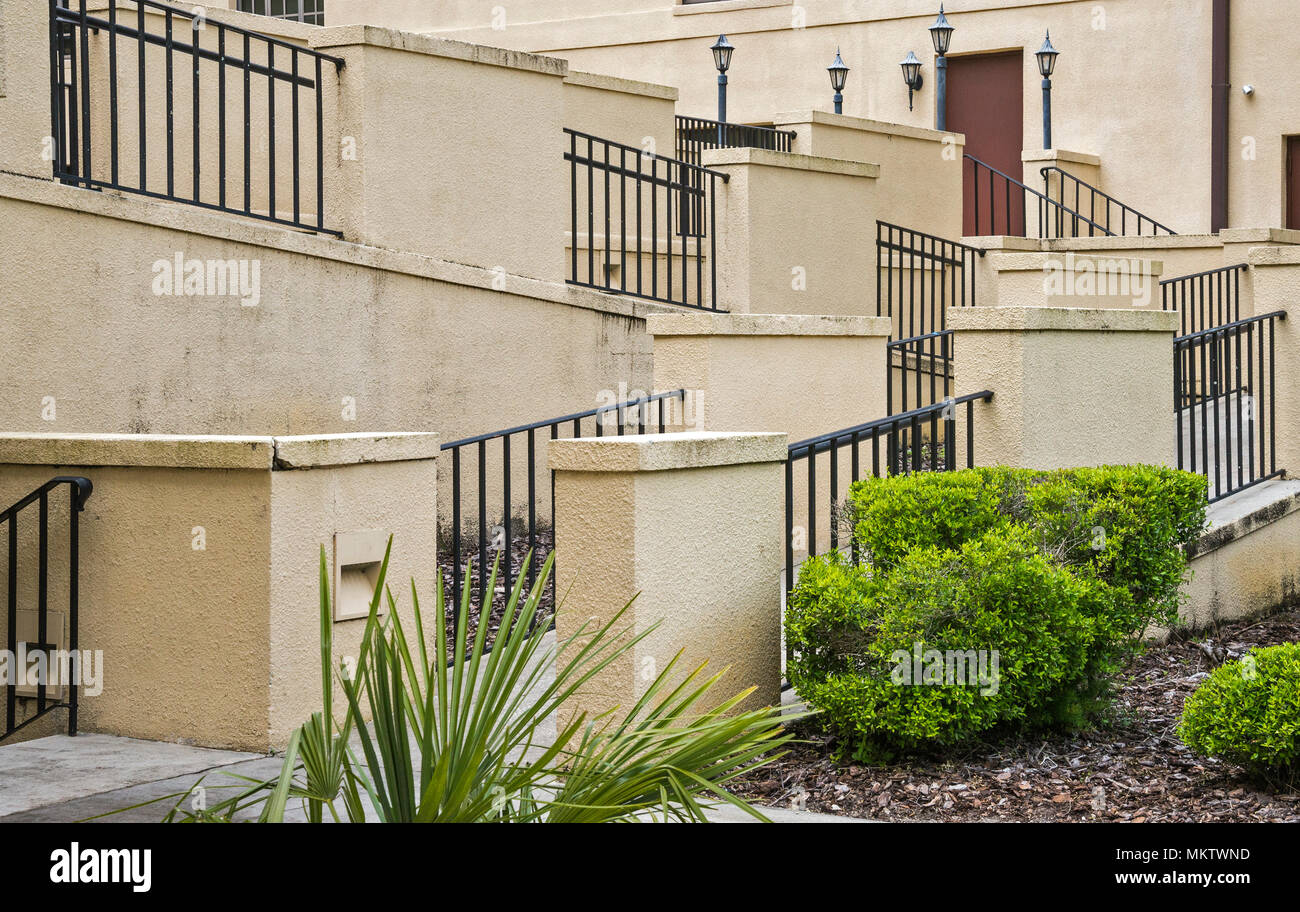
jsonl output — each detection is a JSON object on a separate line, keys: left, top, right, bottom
{"left": 787, "top": 466, "right": 1207, "bottom": 757}
{"left": 1179, "top": 643, "right": 1300, "bottom": 787}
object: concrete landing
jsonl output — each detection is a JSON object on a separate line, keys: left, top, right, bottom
{"left": 0, "top": 734, "right": 265, "bottom": 821}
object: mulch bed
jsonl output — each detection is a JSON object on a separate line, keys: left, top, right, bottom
{"left": 734, "top": 608, "right": 1300, "bottom": 822}
{"left": 436, "top": 529, "right": 556, "bottom": 653}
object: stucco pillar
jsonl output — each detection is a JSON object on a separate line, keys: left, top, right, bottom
{"left": 0, "top": 431, "right": 439, "bottom": 752}
{"left": 0, "top": 0, "right": 55, "bottom": 180}
{"left": 549, "top": 432, "right": 785, "bottom": 729}
{"left": 309, "top": 26, "right": 568, "bottom": 282}
{"left": 703, "top": 147, "right": 879, "bottom": 316}
{"left": 1021, "top": 149, "right": 1102, "bottom": 240}
{"left": 647, "top": 312, "right": 891, "bottom": 444}
{"left": 1248, "top": 247, "right": 1300, "bottom": 474}
{"left": 948, "top": 306, "right": 1179, "bottom": 469}
{"left": 771, "top": 111, "right": 964, "bottom": 241}
{"left": 985, "top": 252, "right": 1164, "bottom": 309}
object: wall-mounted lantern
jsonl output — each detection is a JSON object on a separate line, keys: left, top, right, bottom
{"left": 929, "top": 5, "right": 955, "bottom": 131}
{"left": 900, "top": 51, "right": 924, "bottom": 111}
{"left": 1035, "top": 30, "right": 1060, "bottom": 149}
{"left": 828, "top": 48, "right": 850, "bottom": 115}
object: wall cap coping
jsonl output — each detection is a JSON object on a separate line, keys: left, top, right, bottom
{"left": 0, "top": 433, "right": 439, "bottom": 471}
{"left": 1188, "top": 479, "right": 1300, "bottom": 559}
{"left": 272, "top": 433, "right": 441, "bottom": 469}
{"left": 1248, "top": 246, "right": 1300, "bottom": 267}
{"left": 563, "top": 70, "right": 678, "bottom": 100}
{"left": 646, "top": 313, "right": 891, "bottom": 338}
{"left": 700, "top": 147, "right": 880, "bottom": 179}
{"left": 771, "top": 110, "right": 964, "bottom": 145}
{"left": 549, "top": 432, "right": 787, "bottom": 473}
{"left": 990, "top": 251, "right": 1164, "bottom": 277}
{"left": 1021, "top": 148, "right": 1102, "bottom": 167}
{"left": 1221, "top": 227, "right": 1300, "bottom": 245}
{"left": 946, "top": 306, "right": 1179, "bottom": 333}
{"left": 961, "top": 236, "right": 1043, "bottom": 252}
{"left": 310, "top": 25, "right": 569, "bottom": 76}
{"left": 1042, "top": 234, "right": 1223, "bottom": 253}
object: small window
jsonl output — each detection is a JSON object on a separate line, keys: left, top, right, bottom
{"left": 238, "top": 0, "right": 325, "bottom": 26}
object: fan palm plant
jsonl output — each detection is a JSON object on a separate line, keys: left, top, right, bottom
{"left": 151, "top": 541, "right": 798, "bottom": 823}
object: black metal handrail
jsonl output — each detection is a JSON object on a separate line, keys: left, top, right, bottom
{"left": 888, "top": 329, "right": 954, "bottom": 416}
{"left": 49, "top": 0, "right": 344, "bottom": 235}
{"left": 565, "top": 128, "right": 727, "bottom": 311}
{"left": 1174, "top": 311, "right": 1285, "bottom": 503}
{"left": 965, "top": 154, "right": 1111, "bottom": 239}
{"left": 876, "top": 221, "right": 984, "bottom": 341}
{"left": 439, "top": 390, "right": 689, "bottom": 619}
{"left": 1041, "top": 166, "right": 1176, "bottom": 238}
{"left": 784, "top": 391, "right": 993, "bottom": 594}
{"left": 1161, "top": 263, "right": 1247, "bottom": 335}
{"left": 2, "top": 476, "right": 93, "bottom": 743}
{"left": 674, "top": 115, "right": 796, "bottom": 168}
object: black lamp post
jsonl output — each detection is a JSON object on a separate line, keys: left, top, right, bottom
{"left": 828, "top": 48, "right": 850, "bottom": 115}
{"left": 1036, "top": 31, "right": 1060, "bottom": 149}
{"left": 929, "top": 5, "right": 955, "bottom": 131}
{"left": 900, "top": 51, "right": 923, "bottom": 111}
{"left": 711, "top": 34, "right": 734, "bottom": 125}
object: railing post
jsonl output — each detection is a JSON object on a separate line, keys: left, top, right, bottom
{"left": 948, "top": 306, "right": 1178, "bottom": 469}
{"left": 550, "top": 432, "right": 787, "bottom": 730}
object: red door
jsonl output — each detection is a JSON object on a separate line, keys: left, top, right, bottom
{"left": 1287, "top": 136, "right": 1300, "bottom": 230}
{"left": 945, "top": 52, "right": 1025, "bottom": 236}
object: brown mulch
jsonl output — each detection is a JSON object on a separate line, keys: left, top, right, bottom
{"left": 734, "top": 608, "right": 1300, "bottom": 822}
{"left": 436, "top": 529, "right": 556, "bottom": 654}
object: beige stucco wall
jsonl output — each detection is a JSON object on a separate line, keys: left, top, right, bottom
{"left": 0, "top": 432, "right": 438, "bottom": 752}
{"left": 649, "top": 311, "right": 891, "bottom": 560}
{"left": 339, "top": 0, "right": 1246, "bottom": 235}
{"left": 949, "top": 305, "right": 1179, "bottom": 469}
{"left": 550, "top": 432, "right": 785, "bottom": 730}
{"left": 1180, "top": 483, "right": 1300, "bottom": 630}
{"left": 773, "top": 110, "right": 964, "bottom": 241}
{"left": 985, "top": 252, "right": 1165, "bottom": 309}
{"left": 562, "top": 69, "right": 678, "bottom": 154}
{"left": 705, "top": 146, "right": 879, "bottom": 315}
{"left": 311, "top": 25, "right": 569, "bottom": 281}
{"left": 0, "top": 173, "right": 662, "bottom": 538}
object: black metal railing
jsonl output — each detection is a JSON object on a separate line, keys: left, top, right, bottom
{"left": 876, "top": 220, "right": 983, "bottom": 336}
{"left": 49, "top": 0, "right": 344, "bottom": 235}
{"left": 784, "top": 391, "right": 993, "bottom": 593}
{"left": 1162, "top": 264, "right": 1248, "bottom": 335}
{"left": 565, "top": 128, "right": 726, "bottom": 310}
{"left": 966, "top": 155, "right": 1110, "bottom": 239}
{"left": 888, "top": 329, "right": 954, "bottom": 416}
{"left": 1174, "top": 312, "right": 1285, "bottom": 503}
{"left": 2, "top": 476, "right": 92, "bottom": 743}
{"left": 1041, "top": 166, "right": 1176, "bottom": 238}
{"left": 440, "top": 390, "right": 690, "bottom": 628}
{"left": 674, "top": 115, "right": 796, "bottom": 168}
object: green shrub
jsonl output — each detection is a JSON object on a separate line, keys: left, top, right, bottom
{"left": 1180, "top": 643, "right": 1300, "bottom": 787}
{"left": 788, "top": 465, "right": 1207, "bottom": 754}
{"left": 788, "top": 529, "right": 1111, "bottom": 754}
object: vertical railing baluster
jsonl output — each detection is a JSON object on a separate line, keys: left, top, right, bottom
{"left": 36, "top": 493, "right": 48, "bottom": 714}
{"left": 502, "top": 435, "right": 512, "bottom": 603}
{"left": 165, "top": 8, "right": 175, "bottom": 196}
{"left": 108, "top": 1, "right": 119, "bottom": 186}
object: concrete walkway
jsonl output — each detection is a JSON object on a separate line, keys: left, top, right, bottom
{"left": 0, "top": 732, "right": 856, "bottom": 823}
{"left": 0, "top": 626, "right": 850, "bottom": 824}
